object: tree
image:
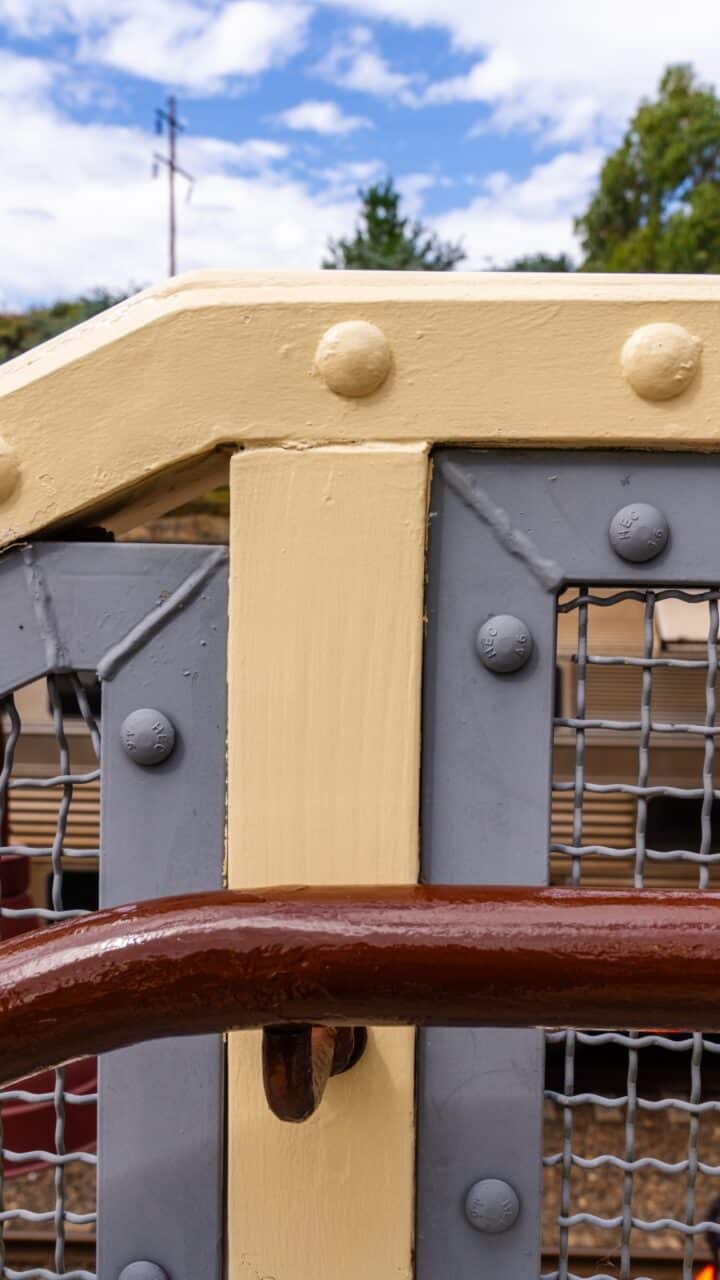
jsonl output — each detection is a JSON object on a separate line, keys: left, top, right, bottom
{"left": 324, "top": 178, "right": 465, "bottom": 271}
{"left": 503, "top": 253, "right": 574, "bottom": 272}
{"left": 0, "top": 290, "right": 125, "bottom": 364}
{"left": 577, "top": 64, "right": 720, "bottom": 272}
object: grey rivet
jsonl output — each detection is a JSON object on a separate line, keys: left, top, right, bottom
{"left": 609, "top": 502, "right": 669, "bottom": 563}
{"left": 120, "top": 709, "right": 176, "bottom": 766}
{"left": 476, "top": 615, "right": 533, "bottom": 673}
{"left": 118, "top": 1265, "right": 169, "bottom": 1280}
{"left": 465, "top": 1178, "right": 520, "bottom": 1234}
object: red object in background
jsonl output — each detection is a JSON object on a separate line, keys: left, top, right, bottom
{"left": 1, "top": 856, "right": 37, "bottom": 941}
{"left": 1, "top": 853, "right": 98, "bottom": 1176}
{"left": 1, "top": 855, "right": 30, "bottom": 900}
{"left": 1, "top": 891, "right": 38, "bottom": 941}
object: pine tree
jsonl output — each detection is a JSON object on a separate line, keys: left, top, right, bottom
{"left": 324, "top": 179, "right": 465, "bottom": 271}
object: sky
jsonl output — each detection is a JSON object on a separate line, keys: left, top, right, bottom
{"left": 3, "top": 1, "right": 720, "bottom": 306}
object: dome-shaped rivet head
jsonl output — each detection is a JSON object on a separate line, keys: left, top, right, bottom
{"left": 609, "top": 502, "right": 670, "bottom": 563}
{"left": 621, "top": 322, "right": 701, "bottom": 401}
{"left": 476, "top": 615, "right": 533, "bottom": 674}
{"left": 314, "top": 320, "right": 391, "bottom": 398}
{"left": 465, "top": 1179, "right": 520, "bottom": 1234}
{"left": 0, "top": 443, "right": 20, "bottom": 503}
{"left": 120, "top": 709, "right": 176, "bottom": 766}
{"left": 118, "top": 1265, "right": 169, "bottom": 1280}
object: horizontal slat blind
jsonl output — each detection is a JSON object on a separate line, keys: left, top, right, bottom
{"left": 8, "top": 781, "right": 100, "bottom": 850}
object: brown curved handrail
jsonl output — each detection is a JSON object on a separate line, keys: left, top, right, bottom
{"left": 1, "top": 884, "right": 720, "bottom": 1087}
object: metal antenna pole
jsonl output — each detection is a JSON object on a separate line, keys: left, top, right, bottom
{"left": 153, "top": 94, "right": 194, "bottom": 278}
{"left": 168, "top": 94, "right": 177, "bottom": 276}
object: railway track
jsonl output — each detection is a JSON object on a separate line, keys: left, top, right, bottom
{"left": 0, "top": 1237, "right": 698, "bottom": 1277}
{"left": 542, "top": 1247, "right": 711, "bottom": 1277}
{"left": 4, "top": 1231, "right": 95, "bottom": 1271}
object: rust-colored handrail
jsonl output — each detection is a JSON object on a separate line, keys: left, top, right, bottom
{"left": 1, "top": 884, "right": 720, "bottom": 1089}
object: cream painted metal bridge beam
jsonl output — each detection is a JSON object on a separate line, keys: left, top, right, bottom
{"left": 227, "top": 443, "right": 427, "bottom": 1280}
{"left": 0, "top": 270, "right": 719, "bottom": 543}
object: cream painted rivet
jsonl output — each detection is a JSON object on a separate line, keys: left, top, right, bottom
{"left": 314, "top": 320, "right": 391, "bottom": 398}
{"left": 621, "top": 322, "right": 701, "bottom": 401}
{"left": 0, "top": 445, "right": 20, "bottom": 503}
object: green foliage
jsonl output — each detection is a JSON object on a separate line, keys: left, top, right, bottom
{"left": 324, "top": 178, "right": 466, "bottom": 271}
{"left": 577, "top": 64, "right": 720, "bottom": 272}
{"left": 503, "top": 253, "right": 574, "bottom": 272}
{"left": 0, "top": 290, "right": 126, "bottom": 364}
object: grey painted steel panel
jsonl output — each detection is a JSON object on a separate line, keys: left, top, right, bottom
{"left": 418, "top": 453, "right": 555, "bottom": 1280}
{"left": 0, "top": 542, "right": 226, "bottom": 696}
{"left": 96, "top": 545, "right": 228, "bottom": 1280}
{"left": 432, "top": 449, "right": 720, "bottom": 586}
{"left": 419, "top": 446, "right": 720, "bottom": 1277}
{"left": 0, "top": 542, "right": 227, "bottom": 1278}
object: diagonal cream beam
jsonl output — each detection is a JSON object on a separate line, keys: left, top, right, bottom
{"left": 0, "top": 270, "right": 718, "bottom": 543}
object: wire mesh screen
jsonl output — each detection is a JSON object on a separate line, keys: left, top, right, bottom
{"left": 544, "top": 586, "right": 720, "bottom": 1280}
{"left": 0, "top": 673, "right": 100, "bottom": 1280}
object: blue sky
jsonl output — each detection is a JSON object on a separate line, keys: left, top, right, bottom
{"left": 1, "top": 0, "right": 720, "bottom": 306}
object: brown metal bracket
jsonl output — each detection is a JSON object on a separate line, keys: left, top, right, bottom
{"left": 262, "top": 1025, "right": 368, "bottom": 1122}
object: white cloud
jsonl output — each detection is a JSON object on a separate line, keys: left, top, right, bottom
{"left": 313, "top": 158, "right": 383, "bottom": 200}
{"left": 183, "top": 135, "right": 288, "bottom": 168}
{"left": 0, "top": 48, "right": 57, "bottom": 99}
{"left": 1, "top": 1, "right": 311, "bottom": 94}
{"left": 396, "top": 171, "right": 447, "bottom": 216}
{"left": 87, "top": 1, "right": 310, "bottom": 93}
{"left": 0, "top": 50, "right": 361, "bottom": 308}
{"left": 0, "top": 0, "right": 126, "bottom": 34}
{"left": 424, "top": 50, "right": 521, "bottom": 107}
{"left": 314, "top": 25, "right": 418, "bottom": 101}
{"left": 435, "top": 148, "right": 604, "bottom": 268}
{"left": 276, "top": 99, "right": 371, "bottom": 135}
{"left": 320, "top": 0, "right": 720, "bottom": 143}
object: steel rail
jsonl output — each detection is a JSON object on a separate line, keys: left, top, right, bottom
{"left": 1, "top": 885, "right": 720, "bottom": 1086}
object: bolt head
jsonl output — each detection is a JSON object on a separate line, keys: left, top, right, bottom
{"left": 314, "top": 320, "right": 391, "bottom": 397}
{"left": 120, "top": 708, "right": 176, "bottom": 766}
{"left": 465, "top": 1178, "right": 520, "bottom": 1234}
{"left": 609, "top": 502, "right": 669, "bottom": 563}
{"left": 621, "top": 322, "right": 701, "bottom": 401}
{"left": 118, "top": 1265, "right": 169, "bottom": 1280}
{"left": 476, "top": 615, "right": 533, "bottom": 674}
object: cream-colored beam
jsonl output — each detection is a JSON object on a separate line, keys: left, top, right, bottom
{"left": 226, "top": 443, "right": 427, "bottom": 1280}
{"left": 2, "top": 270, "right": 720, "bottom": 543}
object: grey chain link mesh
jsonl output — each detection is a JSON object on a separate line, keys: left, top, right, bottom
{"left": 0, "top": 674, "right": 99, "bottom": 1280}
{"left": 543, "top": 586, "right": 720, "bottom": 1280}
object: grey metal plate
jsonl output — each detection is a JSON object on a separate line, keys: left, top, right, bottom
{"left": 418, "top": 453, "right": 554, "bottom": 1280}
{"left": 0, "top": 542, "right": 226, "bottom": 697}
{"left": 96, "top": 544, "right": 228, "bottom": 1280}
{"left": 0, "top": 541, "right": 228, "bottom": 1279}
{"left": 418, "top": 446, "right": 720, "bottom": 1279}
{"left": 434, "top": 449, "right": 720, "bottom": 586}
